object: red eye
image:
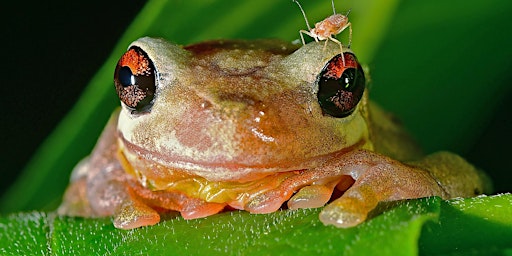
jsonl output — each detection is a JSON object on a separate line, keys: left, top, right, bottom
{"left": 114, "top": 46, "right": 156, "bottom": 112}
{"left": 317, "top": 52, "right": 365, "bottom": 117}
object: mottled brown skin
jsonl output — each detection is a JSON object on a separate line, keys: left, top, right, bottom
{"left": 59, "top": 38, "right": 491, "bottom": 229}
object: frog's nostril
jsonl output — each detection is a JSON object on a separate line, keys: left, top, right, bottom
{"left": 218, "top": 93, "right": 257, "bottom": 106}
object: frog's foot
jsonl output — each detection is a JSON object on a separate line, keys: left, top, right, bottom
{"left": 318, "top": 186, "right": 378, "bottom": 228}
{"left": 113, "top": 192, "right": 160, "bottom": 229}
{"left": 245, "top": 149, "right": 450, "bottom": 228}
{"left": 113, "top": 183, "right": 226, "bottom": 229}
{"left": 244, "top": 171, "right": 351, "bottom": 213}
{"left": 317, "top": 150, "right": 447, "bottom": 228}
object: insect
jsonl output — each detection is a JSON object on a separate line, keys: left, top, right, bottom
{"left": 293, "top": 0, "right": 352, "bottom": 63}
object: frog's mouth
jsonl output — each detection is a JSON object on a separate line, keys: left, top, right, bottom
{"left": 118, "top": 134, "right": 365, "bottom": 182}
{"left": 117, "top": 135, "right": 363, "bottom": 217}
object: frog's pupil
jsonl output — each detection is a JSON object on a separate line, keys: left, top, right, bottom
{"left": 119, "top": 66, "right": 134, "bottom": 87}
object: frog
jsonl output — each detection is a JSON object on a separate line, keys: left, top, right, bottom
{"left": 58, "top": 37, "right": 491, "bottom": 229}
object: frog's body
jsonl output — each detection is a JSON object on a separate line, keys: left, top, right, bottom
{"left": 59, "top": 38, "right": 491, "bottom": 229}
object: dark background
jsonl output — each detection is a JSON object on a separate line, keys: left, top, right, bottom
{"left": 0, "top": 1, "right": 147, "bottom": 196}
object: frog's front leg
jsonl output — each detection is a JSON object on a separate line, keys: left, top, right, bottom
{"left": 85, "top": 165, "right": 162, "bottom": 229}
{"left": 319, "top": 150, "right": 490, "bottom": 228}
{"left": 58, "top": 110, "right": 160, "bottom": 229}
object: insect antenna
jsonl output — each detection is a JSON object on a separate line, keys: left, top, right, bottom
{"left": 292, "top": 0, "right": 312, "bottom": 30}
{"left": 331, "top": 0, "right": 336, "bottom": 14}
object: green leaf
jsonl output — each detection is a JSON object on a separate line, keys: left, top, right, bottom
{"left": 420, "top": 194, "right": 512, "bottom": 256}
{"left": 2, "top": 195, "right": 511, "bottom": 255}
{"left": 2, "top": 197, "right": 438, "bottom": 255}
{"left": 49, "top": 199, "right": 434, "bottom": 255}
{"left": 0, "top": 212, "right": 49, "bottom": 255}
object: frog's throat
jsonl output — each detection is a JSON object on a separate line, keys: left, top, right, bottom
{"left": 116, "top": 136, "right": 370, "bottom": 207}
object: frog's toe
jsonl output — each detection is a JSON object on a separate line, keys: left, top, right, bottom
{"left": 319, "top": 182, "right": 381, "bottom": 228}
{"left": 245, "top": 189, "right": 287, "bottom": 214}
{"left": 319, "top": 197, "right": 369, "bottom": 228}
{"left": 287, "top": 184, "right": 335, "bottom": 210}
{"left": 180, "top": 200, "right": 226, "bottom": 219}
{"left": 113, "top": 198, "right": 160, "bottom": 229}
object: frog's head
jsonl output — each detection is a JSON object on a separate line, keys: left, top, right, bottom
{"left": 114, "top": 37, "right": 370, "bottom": 181}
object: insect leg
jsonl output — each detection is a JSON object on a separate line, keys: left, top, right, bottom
{"left": 347, "top": 22, "right": 353, "bottom": 48}
{"left": 299, "top": 30, "right": 307, "bottom": 45}
{"left": 300, "top": 30, "right": 319, "bottom": 43}
{"left": 328, "top": 36, "right": 346, "bottom": 64}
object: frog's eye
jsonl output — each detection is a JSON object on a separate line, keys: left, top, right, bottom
{"left": 114, "top": 46, "right": 156, "bottom": 112}
{"left": 317, "top": 53, "right": 365, "bottom": 118}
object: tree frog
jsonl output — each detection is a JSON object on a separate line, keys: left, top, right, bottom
{"left": 58, "top": 37, "right": 491, "bottom": 229}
